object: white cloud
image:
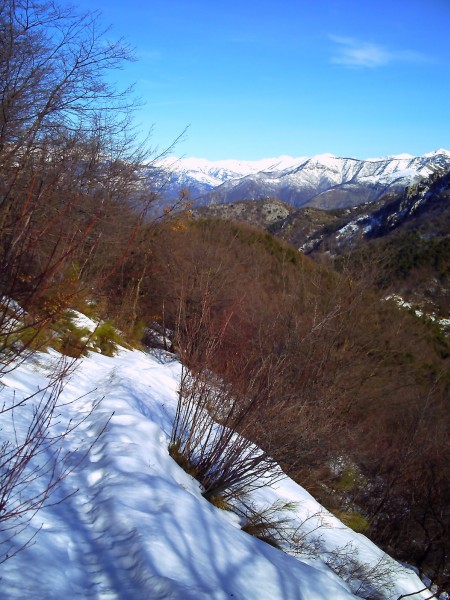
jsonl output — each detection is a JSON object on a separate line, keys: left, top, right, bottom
{"left": 329, "top": 35, "right": 428, "bottom": 68}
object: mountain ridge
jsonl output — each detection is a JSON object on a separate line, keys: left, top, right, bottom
{"left": 157, "top": 149, "right": 450, "bottom": 210}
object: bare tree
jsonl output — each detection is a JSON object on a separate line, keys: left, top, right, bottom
{"left": 0, "top": 0, "right": 165, "bottom": 563}
{"left": 0, "top": 0, "right": 156, "bottom": 361}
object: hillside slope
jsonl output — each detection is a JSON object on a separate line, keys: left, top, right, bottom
{"left": 191, "top": 170, "right": 450, "bottom": 320}
{"left": 0, "top": 344, "right": 432, "bottom": 599}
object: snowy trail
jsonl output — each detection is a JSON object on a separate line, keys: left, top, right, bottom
{"left": 0, "top": 349, "right": 431, "bottom": 599}
{"left": 52, "top": 354, "right": 187, "bottom": 599}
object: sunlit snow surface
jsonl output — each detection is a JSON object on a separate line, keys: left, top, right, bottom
{"left": 0, "top": 348, "right": 431, "bottom": 599}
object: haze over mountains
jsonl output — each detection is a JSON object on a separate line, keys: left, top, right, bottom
{"left": 159, "top": 149, "right": 450, "bottom": 209}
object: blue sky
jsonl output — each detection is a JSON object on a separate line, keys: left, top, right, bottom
{"left": 74, "top": 0, "right": 450, "bottom": 160}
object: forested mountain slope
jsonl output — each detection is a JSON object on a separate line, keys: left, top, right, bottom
{"left": 192, "top": 169, "right": 450, "bottom": 321}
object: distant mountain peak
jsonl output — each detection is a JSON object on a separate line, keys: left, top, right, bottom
{"left": 423, "top": 148, "right": 450, "bottom": 158}
{"left": 308, "top": 152, "right": 338, "bottom": 162}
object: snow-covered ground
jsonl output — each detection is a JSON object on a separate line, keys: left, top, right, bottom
{"left": 0, "top": 345, "right": 433, "bottom": 599}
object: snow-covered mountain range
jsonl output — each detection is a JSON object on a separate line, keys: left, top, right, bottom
{"left": 157, "top": 149, "right": 450, "bottom": 209}
{"left": 157, "top": 155, "right": 302, "bottom": 198}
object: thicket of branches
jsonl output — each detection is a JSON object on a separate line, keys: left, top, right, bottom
{"left": 0, "top": 0, "right": 169, "bottom": 563}
{"left": 136, "top": 217, "right": 449, "bottom": 592}
{"left": 169, "top": 362, "right": 284, "bottom": 502}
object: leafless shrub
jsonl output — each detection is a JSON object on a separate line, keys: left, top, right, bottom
{"left": 237, "top": 499, "right": 299, "bottom": 549}
{"left": 235, "top": 498, "right": 326, "bottom": 557}
{"left": 324, "top": 543, "right": 406, "bottom": 599}
{"left": 169, "top": 364, "right": 285, "bottom": 501}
